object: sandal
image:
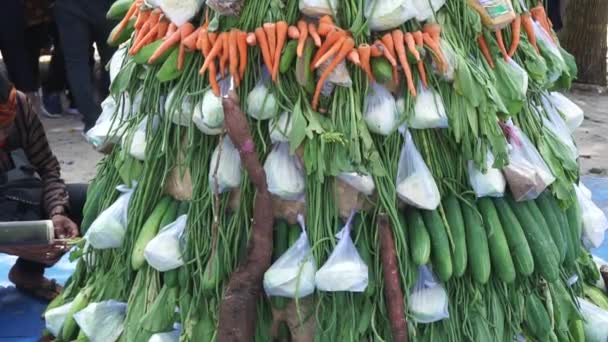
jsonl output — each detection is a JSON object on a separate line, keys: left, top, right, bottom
{"left": 8, "top": 265, "right": 63, "bottom": 301}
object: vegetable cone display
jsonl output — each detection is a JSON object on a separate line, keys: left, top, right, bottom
{"left": 46, "top": 0, "right": 608, "bottom": 341}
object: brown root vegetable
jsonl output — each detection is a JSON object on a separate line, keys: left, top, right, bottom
{"left": 284, "top": 297, "right": 316, "bottom": 342}
{"left": 335, "top": 179, "right": 375, "bottom": 220}
{"left": 378, "top": 215, "right": 409, "bottom": 342}
{"left": 273, "top": 196, "right": 306, "bottom": 225}
{"left": 217, "top": 91, "right": 274, "bottom": 342}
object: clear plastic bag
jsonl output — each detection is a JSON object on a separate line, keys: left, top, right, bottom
{"left": 109, "top": 47, "right": 127, "bottom": 83}
{"left": 247, "top": 79, "right": 279, "bottom": 120}
{"left": 264, "top": 215, "right": 316, "bottom": 298}
{"left": 337, "top": 172, "right": 375, "bottom": 196}
{"left": 396, "top": 129, "right": 441, "bottom": 210}
{"left": 208, "top": 136, "right": 242, "bottom": 194}
{"left": 502, "top": 121, "right": 555, "bottom": 201}
{"left": 317, "top": 58, "right": 352, "bottom": 88}
{"left": 193, "top": 88, "right": 224, "bottom": 135}
{"left": 408, "top": 265, "right": 449, "bottom": 323}
{"left": 149, "top": 324, "right": 181, "bottom": 342}
{"left": 269, "top": 112, "right": 293, "bottom": 143}
{"left": 159, "top": 0, "right": 204, "bottom": 26}
{"left": 144, "top": 215, "right": 187, "bottom": 272}
{"left": 86, "top": 96, "right": 131, "bottom": 151}
{"left": 364, "top": 0, "right": 417, "bottom": 31}
{"left": 507, "top": 57, "right": 529, "bottom": 96}
{"left": 315, "top": 213, "right": 368, "bottom": 292}
{"left": 540, "top": 94, "right": 578, "bottom": 159}
{"left": 299, "top": 0, "right": 338, "bottom": 17}
{"left": 363, "top": 83, "right": 399, "bottom": 135}
{"left": 575, "top": 184, "right": 608, "bottom": 249}
{"left": 164, "top": 87, "right": 194, "bottom": 126}
{"left": 468, "top": 150, "right": 506, "bottom": 198}
{"left": 122, "top": 116, "right": 160, "bottom": 161}
{"left": 45, "top": 301, "right": 73, "bottom": 337}
{"left": 73, "top": 300, "right": 127, "bottom": 342}
{"left": 578, "top": 297, "right": 608, "bottom": 342}
{"left": 86, "top": 184, "right": 135, "bottom": 249}
{"left": 413, "top": 0, "right": 446, "bottom": 21}
{"left": 533, "top": 20, "right": 564, "bottom": 83}
{"left": 411, "top": 83, "right": 449, "bottom": 129}
{"left": 264, "top": 143, "right": 306, "bottom": 200}
{"left": 548, "top": 92, "right": 584, "bottom": 133}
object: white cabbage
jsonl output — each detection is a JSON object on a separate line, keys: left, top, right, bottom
{"left": 264, "top": 143, "right": 306, "bottom": 200}
{"left": 247, "top": 82, "right": 279, "bottom": 120}
{"left": 193, "top": 90, "right": 224, "bottom": 135}
{"left": 269, "top": 112, "right": 293, "bottom": 143}
{"left": 208, "top": 137, "right": 242, "bottom": 194}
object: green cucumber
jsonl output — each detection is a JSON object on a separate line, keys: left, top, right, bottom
{"left": 280, "top": 40, "right": 298, "bottom": 73}
{"left": 106, "top": 0, "right": 134, "bottom": 20}
{"left": 421, "top": 209, "right": 453, "bottom": 282}
{"left": 108, "top": 18, "right": 135, "bottom": 47}
{"left": 536, "top": 193, "right": 567, "bottom": 264}
{"left": 131, "top": 196, "right": 173, "bottom": 270}
{"left": 443, "top": 196, "right": 467, "bottom": 277}
{"left": 164, "top": 268, "right": 179, "bottom": 288}
{"left": 524, "top": 293, "right": 551, "bottom": 340}
{"left": 405, "top": 207, "right": 431, "bottom": 266}
{"left": 462, "top": 201, "right": 491, "bottom": 284}
{"left": 133, "top": 40, "right": 175, "bottom": 65}
{"left": 202, "top": 249, "right": 222, "bottom": 292}
{"left": 371, "top": 57, "right": 393, "bottom": 83}
{"left": 566, "top": 200, "right": 583, "bottom": 259}
{"left": 526, "top": 200, "right": 561, "bottom": 262}
{"left": 477, "top": 198, "right": 516, "bottom": 283}
{"left": 157, "top": 49, "right": 195, "bottom": 83}
{"left": 60, "top": 287, "right": 92, "bottom": 341}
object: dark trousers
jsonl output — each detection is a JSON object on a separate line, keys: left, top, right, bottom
{"left": 15, "top": 183, "right": 88, "bottom": 275}
{"left": 54, "top": 0, "right": 116, "bottom": 130}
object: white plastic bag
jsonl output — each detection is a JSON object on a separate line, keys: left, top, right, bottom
{"left": 264, "top": 143, "right": 306, "bottom": 200}
{"left": 315, "top": 213, "right": 368, "bottom": 292}
{"left": 468, "top": 150, "right": 506, "bottom": 198}
{"left": 122, "top": 116, "right": 160, "bottom": 161}
{"left": 413, "top": 0, "right": 445, "bottom": 21}
{"left": 86, "top": 184, "right": 135, "bottom": 249}
{"left": 160, "top": 0, "right": 204, "bottom": 26}
{"left": 109, "top": 47, "right": 127, "bottom": 83}
{"left": 434, "top": 40, "right": 456, "bottom": 81}
{"left": 264, "top": 215, "right": 316, "bottom": 298}
{"left": 247, "top": 80, "right": 279, "bottom": 120}
{"left": 575, "top": 184, "right": 608, "bottom": 248}
{"left": 337, "top": 172, "right": 375, "bottom": 196}
{"left": 149, "top": 326, "right": 180, "bottom": 342}
{"left": 208, "top": 136, "right": 242, "bottom": 194}
{"left": 540, "top": 94, "right": 578, "bottom": 158}
{"left": 578, "top": 297, "right": 608, "bottom": 342}
{"left": 396, "top": 129, "right": 441, "bottom": 210}
{"left": 45, "top": 302, "right": 73, "bottom": 337}
{"left": 164, "top": 88, "right": 194, "bottom": 126}
{"left": 502, "top": 121, "right": 555, "bottom": 201}
{"left": 408, "top": 266, "right": 449, "bottom": 323}
{"left": 533, "top": 21, "right": 564, "bottom": 83}
{"left": 364, "top": 0, "right": 417, "bottom": 31}
{"left": 593, "top": 255, "right": 608, "bottom": 290}
{"left": 411, "top": 83, "right": 448, "bottom": 129}
{"left": 299, "top": 0, "right": 338, "bottom": 17}
{"left": 363, "top": 83, "right": 399, "bottom": 135}
{"left": 269, "top": 112, "right": 293, "bottom": 143}
{"left": 86, "top": 96, "right": 131, "bottom": 150}
{"left": 193, "top": 89, "right": 224, "bottom": 135}
{"left": 548, "top": 92, "right": 584, "bottom": 133}
{"left": 73, "top": 300, "right": 127, "bottom": 342}
{"left": 507, "top": 58, "right": 529, "bottom": 96}
{"left": 317, "top": 58, "right": 352, "bottom": 88}
{"left": 144, "top": 215, "right": 187, "bottom": 272}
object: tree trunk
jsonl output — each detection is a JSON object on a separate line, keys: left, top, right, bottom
{"left": 559, "top": 0, "right": 608, "bottom": 86}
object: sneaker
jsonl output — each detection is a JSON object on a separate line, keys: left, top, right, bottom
{"left": 42, "top": 92, "right": 63, "bottom": 116}
{"left": 26, "top": 90, "right": 61, "bottom": 119}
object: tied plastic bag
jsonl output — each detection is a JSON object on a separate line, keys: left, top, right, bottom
{"left": 265, "top": 143, "right": 306, "bottom": 200}
{"left": 315, "top": 213, "right": 368, "bottom": 292}
{"left": 364, "top": 0, "right": 417, "bottom": 31}
{"left": 164, "top": 87, "right": 194, "bottom": 126}
{"left": 149, "top": 325, "right": 181, "bottom": 342}
{"left": 160, "top": 0, "right": 204, "bottom": 26}
{"left": 73, "top": 300, "right": 127, "bottom": 342}
{"left": 413, "top": 0, "right": 446, "bottom": 21}
{"left": 86, "top": 184, "right": 135, "bottom": 249}
{"left": 45, "top": 302, "right": 73, "bottom": 337}
{"left": 247, "top": 79, "right": 279, "bottom": 120}
{"left": 264, "top": 215, "right": 316, "bottom": 298}
{"left": 86, "top": 96, "right": 132, "bottom": 151}
{"left": 193, "top": 88, "right": 224, "bottom": 135}
{"left": 575, "top": 184, "right": 608, "bottom": 249}
{"left": 109, "top": 47, "right": 127, "bottom": 83}
{"left": 533, "top": 21, "right": 565, "bottom": 83}
{"left": 337, "top": 172, "right": 375, "bottom": 196}
{"left": 468, "top": 150, "right": 506, "bottom": 198}
{"left": 299, "top": 0, "right": 338, "bottom": 17}
{"left": 578, "top": 297, "right": 608, "bottom": 342}
{"left": 122, "top": 116, "right": 160, "bottom": 161}
{"left": 548, "top": 92, "right": 584, "bottom": 133}
{"left": 541, "top": 94, "right": 578, "bottom": 159}
{"left": 396, "top": 129, "right": 441, "bottom": 210}
{"left": 411, "top": 83, "right": 448, "bottom": 129}
{"left": 363, "top": 83, "right": 399, "bottom": 135}
{"left": 502, "top": 121, "right": 555, "bottom": 201}
{"left": 144, "top": 215, "right": 187, "bottom": 272}
{"left": 208, "top": 136, "right": 242, "bottom": 194}
{"left": 269, "top": 112, "right": 293, "bottom": 143}
{"left": 408, "top": 266, "right": 449, "bottom": 323}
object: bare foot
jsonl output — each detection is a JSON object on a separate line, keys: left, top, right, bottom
{"left": 8, "top": 264, "right": 63, "bottom": 301}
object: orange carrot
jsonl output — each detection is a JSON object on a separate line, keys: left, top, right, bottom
{"left": 318, "top": 22, "right": 338, "bottom": 37}
{"left": 508, "top": 16, "right": 521, "bottom": 57}
{"left": 308, "top": 23, "right": 322, "bottom": 47}
{"left": 319, "top": 15, "right": 334, "bottom": 25}
{"left": 296, "top": 20, "right": 309, "bottom": 57}
{"left": 311, "top": 29, "right": 344, "bottom": 67}
{"left": 156, "top": 20, "right": 169, "bottom": 40}
{"left": 423, "top": 33, "right": 447, "bottom": 73}
{"left": 166, "top": 23, "right": 177, "bottom": 39}
{"left": 220, "top": 34, "right": 229, "bottom": 77}
{"left": 358, "top": 44, "right": 374, "bottom": 81}
{"left": 347, "top": 49, "right": 360, "bottom": 66}
{"left": 237, "top": 31, "right": 248, "bottom": 79}
{"left": 288, "top": 26, "right": 300, "bottom": 40}
{"left": 495, "top": 29, "right": 508, "bottom": 61}
{"left": 521, "top": 13, "right": 539, "bottom": 53}
{"left": 181, "top": 25, "right": 198, "bottom": 50}
{"left": 196, "top": 27, "right": 207, "bottom": 50}
{"left": 200, "top": 33, "right": 225, "bottom": 74}
{"left": 272, "top": 21, "right": 288, "bottom": 82}
{"left": 255, "top": 28, "right": 274, "bottom": 73}
{"left": 112, "top": 0, "right": 140, "bottom": 42}
{"left": 246, "top": 32, "right": 257, "bottom": 46}
{"left": 264, "top": 23, "right": 277, "bottom": 65}
{"left": 313, "top": 38, "right": 355, "bottom": 110}
{"left": 477, "top": 35, "right": 494, "bottom": 69}
{"left": 530, "top": 5, "right": 553, "bottom": 39}
{"left": 149, "top": 29, "right": 181, "bottom": 63}
{"left": 199, "top": 30, "right": 211, "bottom": 54}
{"left": 417, "top": 61, "right": 428, "bottom": 88}
{"left": 381, "top": 33, "right": 396, "bottom": 59}
{"left": 314, "top": 35, "right": 347, "bottom": 69}
{"left": 404, "top": 32, "right": 419, "bottom": 61}
{"left": 199, "top": 30, "right": 220, "bottom": 96}
{"left": 130, "top": 19, "right": 155, "bottom": 55}
{"left": 370, "top": 44, "right": 383, "bottom": 57}
{"left": 229, "top": 30, "right": 240, "bottom": 85}
{"left": 412, "top": 31, "right": 424, "bottom": 48}
{"left": 178, "top": 24, "right": 195, "bottom": 71}
{"left": 423, "top": 23, "right": 441, "bottom": 43}
{"left": 134, "top": 9, "right": 149, "bottom": 30}
{"left": 393, "top": 30, "right": 416, "bottom": 97}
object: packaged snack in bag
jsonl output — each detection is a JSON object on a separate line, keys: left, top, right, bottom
{"left": 575, "top": 184, "right": 608, "bottom": 249}
{"left": 502, "top": 121, "right": 555, "bottom": 201}
{"left": 468, "top": 150, "right": 506, "bottom": 198}
{"left": 86, "top": 184, "right": 135, "bottom": 249}
{"left": 193, "top": 88, "right": 224, "bottom": 135}
{"left": 408, "top": 265, "right": 449, "bottom": 323}
{"left": 411, "top": 83, "right": 449, "bottom": 129}
{"left": 208, "top": 136, "right": 242, "bottom": 194}
{"left": 548, "top": 92, "right": 584, "bottom": 133}
{"left": 315, "top": 213, "right": 368, "bottom": 292}
{"left": 466, "top": 0, "right": 515, "bottom": 30}
{"left": 264, "top": 215, "right": 316, "bottom": 298}
{"left": 73, "top": 300, "right": 127, "bottom": 342}
{"left": 45, "top": 302, "right": 73, "bottom": 337}
{"left": 363, "top": 83, "right": 400, "bottom": 136}
{"left": 144, "top": 215, "right": 187, "bottom": 272}
{"left": 264, "top": 143, "right": 306, "bottom": 200}
{"left": 396, "top": 128, "right": 441, "bottom": 210}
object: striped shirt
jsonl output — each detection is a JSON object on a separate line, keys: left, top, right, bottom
{"left": 0, "top": 92, "right": 69, "bottom": 217}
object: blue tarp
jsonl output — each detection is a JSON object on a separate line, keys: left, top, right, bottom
{"left": 2, "top": 176, "right": 608, "bottom": 341}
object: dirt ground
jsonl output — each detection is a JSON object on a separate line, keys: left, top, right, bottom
{"left": 42, "top": 89, "right": 607, "bottom": 184}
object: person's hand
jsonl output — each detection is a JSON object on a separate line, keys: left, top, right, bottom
{"left": 52, "top": 215, "right": 79, "bottom": 239}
